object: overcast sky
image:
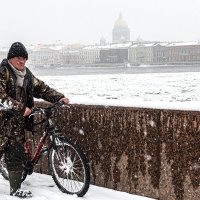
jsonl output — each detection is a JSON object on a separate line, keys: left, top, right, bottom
{"left": 0, "top": 0, "right": 200, "bottom": 47}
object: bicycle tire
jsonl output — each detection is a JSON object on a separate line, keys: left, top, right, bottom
{"left": 0, "top": 153, "right": 28, "bottom": 182}
{"left": 0, "top": 153, "right": 9, "bottom": 180}
{"left": 48, "top": 136, "right": 90, "bottom": 197}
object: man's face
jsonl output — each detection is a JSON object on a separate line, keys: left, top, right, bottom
{"left": 9, "top": 57, "right": 26, "bottom": 71}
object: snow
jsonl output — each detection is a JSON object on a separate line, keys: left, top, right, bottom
{"left": 1, "top": 70, "right": 198, "bottom": 199}
{"left": 0, "top": 172, "right": 154, "bottom": 200}
{"left": 83, "top": 41, "right": 200, "bottom": 50}
{"left": 38, "top": 72, "right": 200, "bottom": 111}
{"left": 0, "top": 99, "right": 13, "bottom": 111}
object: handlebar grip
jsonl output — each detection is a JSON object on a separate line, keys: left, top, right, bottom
{"left": 32, "top": 108, "right": 41, "bottom": 112}
{"left": 55, "top": 101, "right": 71, "bottom": 109}
{"left": 31, "top": 108, "right": 43, "bottom": 115}
{"left": 55, "top": 101, "right": 64, "bottom": 107}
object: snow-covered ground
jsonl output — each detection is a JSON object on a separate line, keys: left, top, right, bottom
{"left": 39, "top": 72, "right": 200, "bottom": 111}
{"left": 0, "top": 173, "right": 154, "bottom": 200}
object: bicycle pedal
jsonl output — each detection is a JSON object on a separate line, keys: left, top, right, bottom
{"left": 40, "top": 146, "right": 48, "bottom": 155}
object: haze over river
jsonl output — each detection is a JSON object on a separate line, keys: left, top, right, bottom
{"left": 32, "top": 64, "right": 200, "bottom": 76}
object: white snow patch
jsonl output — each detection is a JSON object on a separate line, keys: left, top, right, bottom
{"left": 0, "top": 172, "right": 155, "bottom": 200}
{"left": 37, "top": 73, "right": 200, "bottom": 111}
{"left": 0, "top": 99, "right": 13, "bottom": 111}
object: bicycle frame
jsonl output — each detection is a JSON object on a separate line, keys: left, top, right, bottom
{"left": 25, "top": 108, "right": 55, "bottom": 165}
{"left": 25, "top": 131, "right": 47, "bottom": 164}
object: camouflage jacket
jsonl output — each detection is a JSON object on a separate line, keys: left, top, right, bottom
{"left": 0, "top": 58, "right": 65, "bottom": 133}
{"left": 0, "top": 58, "right": 64, "bottom": 111}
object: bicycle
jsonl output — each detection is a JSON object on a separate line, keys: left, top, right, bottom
{"left": 0, "top": 102, "right": 90, "bottom": 197}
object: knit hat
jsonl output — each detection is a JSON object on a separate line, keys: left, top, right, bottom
{"left": 7, "top": 42, "right": 28, "bottom": 60}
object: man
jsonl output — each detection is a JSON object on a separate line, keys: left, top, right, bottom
{"left": 0, "top": 42, "right": 69, "bottom": 198}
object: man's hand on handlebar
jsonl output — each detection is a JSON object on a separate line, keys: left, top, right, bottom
{"left": 24, "top": 97, "right": 70, "bottom": 116}
{"left": 24, "top": 107, "right": 32, "bottom": 116}
{"left": 59, "top": 97, "right": 70, "bottom": 104}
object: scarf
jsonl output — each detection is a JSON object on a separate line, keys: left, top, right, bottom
{"left": 8, "top": 62, "right": 26, "bottom": 87}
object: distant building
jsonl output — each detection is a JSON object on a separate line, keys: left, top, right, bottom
{"left": 0, "top": 47, "right": 9, "bottom": 61}
{"left": 1, "top": 40, "right": 200, "bottom": 67}
{"left": 100, "top": 37, "right": 106, "bottom": 45}
{"left": 28, "top": 44, "right": 63, "bottom": 67}
{"left": 129, "top": 43, "right": 154, "bottom": 65}
{"left": 99, "top": 43, "right": 131, "bottom": 63}
{"left": 166, "top": 42, "right": 200, "bottom": 64}
{"left": 112, "top": 13, "right": 130, "bottom": 43}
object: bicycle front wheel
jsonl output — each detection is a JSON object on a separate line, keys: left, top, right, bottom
{"left": 48, "top": 137, "right": 90, "bottom": 197}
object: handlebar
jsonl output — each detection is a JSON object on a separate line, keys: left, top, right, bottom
{"left": 30, "top": 102, "right": 70, "bottom": 117}
{"left": 0, "top": 102, "right": 69, "bottom": 118}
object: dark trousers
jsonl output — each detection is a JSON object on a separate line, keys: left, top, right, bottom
{"left": 5, "top": 142, "right": 26, "bottom": 194}
{"left": 5, "top": 142, "right": 26, "bottom": 171}
{"left": 2, "top": 115, "right": 27, "bottom": 194}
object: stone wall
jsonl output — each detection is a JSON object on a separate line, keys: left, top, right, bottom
{"left": 32, "top": 103, "right": 200, "bottom": 200}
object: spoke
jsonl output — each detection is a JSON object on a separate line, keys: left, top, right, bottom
{"left": 74, "top": 174, "right": 83, "bottom": 191}
{"left": 74, "top": 170, "right": 84, "bottom": 180}
{"left": 73, "top": 166, "right": 84, "bottom": 172}
{"left": 72, "top": 153, "right": 77, "bottom": 163}
{"left": 55, "top": 150, "right": 64, "bottom": 163}
{"left": 62, "top": 172, "right": 69, "bottom": 191}
{"left": 68, "top": 172, "right": 74, "bottom": 192}
{"left": 66, "top": 149, "right": 72, "bottom": 159}
{"left": 71, "top": 170, "right": 78, "bottom": 191}
{"left": 72, "top": 170, "right": 84, "bottom": 182}
{"left": 73, "top": 159, "right": 82, "bottom": 165}
{"left": 58, "top": 168, "right": 66, "bottom": 178}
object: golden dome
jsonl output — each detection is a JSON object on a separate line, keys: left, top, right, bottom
{"left": 114, "top": 13, "right": 128, "bottom": 28}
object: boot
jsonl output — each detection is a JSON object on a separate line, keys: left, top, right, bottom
{"left": 9, "top": 170, "right": 22, "bottom": 194}
{"left": 9, "top": 170, "right": 33, "bottom": 198}
{"left": 11, "top": 189, "right": 33, "bottom": 198}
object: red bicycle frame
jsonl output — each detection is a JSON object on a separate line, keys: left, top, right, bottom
{"left": 25, "top": 128, "right": 49, "bottom": 164}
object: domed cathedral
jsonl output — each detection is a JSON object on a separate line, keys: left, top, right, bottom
{"left": 112, "top": 13, "right": 130, "bottom": 43}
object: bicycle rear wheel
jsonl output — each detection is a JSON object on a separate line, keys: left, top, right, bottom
{"left": 0, "top": 153, "right": 9, "bottom": 180}
{"left": 48, "top": 137, "right": 90, "bottom": 197}
{"left": 0, "top": 153, "right": 27, "bottom": 182}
